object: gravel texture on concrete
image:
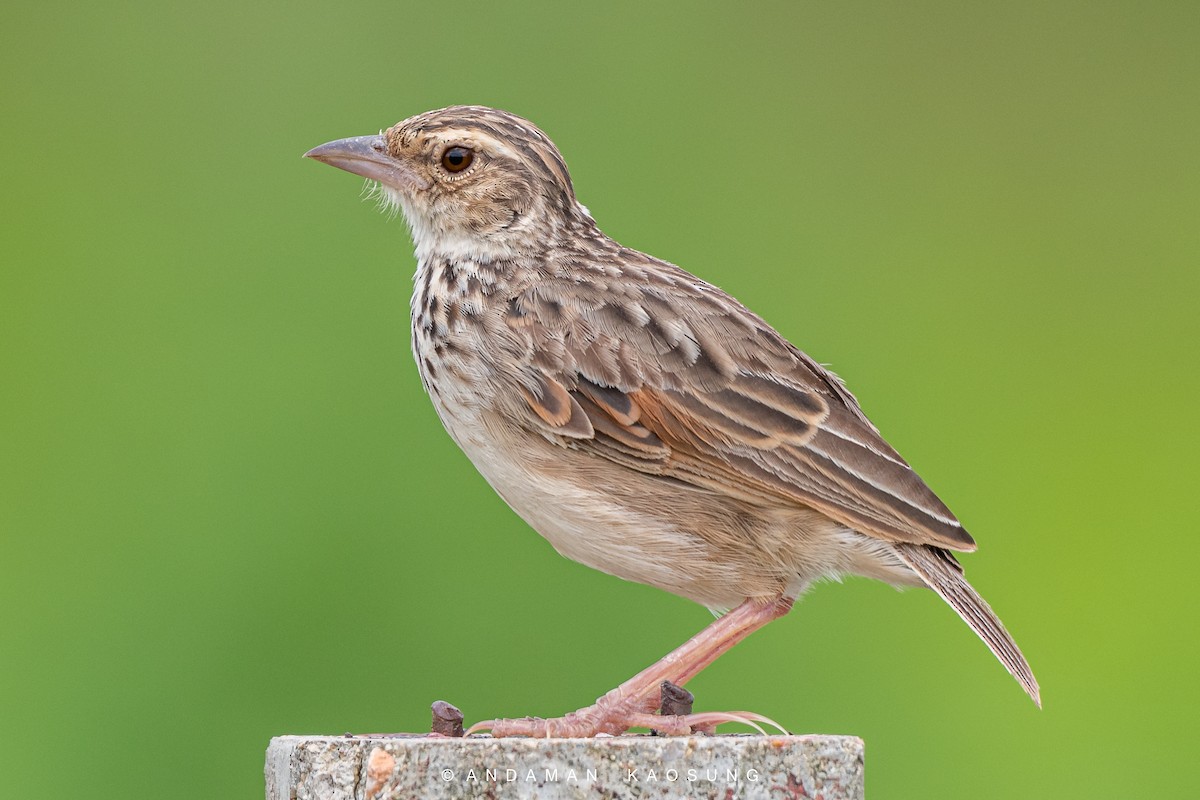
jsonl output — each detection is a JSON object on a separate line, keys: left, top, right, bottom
{"left": 266, "top": 733, "right": 865, "bottom": 799}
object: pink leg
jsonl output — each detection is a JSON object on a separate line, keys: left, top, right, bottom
{"left": 467, "top": 596, "right": 794, "bottom": 737}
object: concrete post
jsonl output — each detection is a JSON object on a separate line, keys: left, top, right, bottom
{"left": 266, "top": 734, "right": 865, "bottom": 799}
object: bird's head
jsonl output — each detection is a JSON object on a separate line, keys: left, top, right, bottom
{"left": 305, "top": 106, "right": 589, "bottom": 261}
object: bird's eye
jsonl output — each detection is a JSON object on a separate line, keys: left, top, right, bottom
{"left": 441, "top": 146, "right": 474, "bottom": 173}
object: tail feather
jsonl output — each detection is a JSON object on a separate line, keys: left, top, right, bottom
{"left": 894, "top": 543, "right": 1041, "bottom": 707}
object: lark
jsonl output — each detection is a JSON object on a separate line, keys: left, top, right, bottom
{"left": 305, "top": 106, "right": 1039, "bottom": 736}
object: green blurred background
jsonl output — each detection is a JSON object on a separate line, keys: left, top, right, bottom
{"left": 2, "top": 1, "right": 1197, "bottom": 797}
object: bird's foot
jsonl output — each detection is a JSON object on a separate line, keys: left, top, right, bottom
{"left": 466, "top": 709, "right": 786, "bottom": 738}
{"left": 465, "top": 690, "right": 787, "bottom": 738}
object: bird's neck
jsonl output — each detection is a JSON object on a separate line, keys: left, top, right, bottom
{"left": 406, "top": 218, "right": 515, "bottom": 267}
{"left": 404, "top": 197, "right": 603, "bottom": 270}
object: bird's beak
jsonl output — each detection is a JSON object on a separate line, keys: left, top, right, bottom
{"left": 303, "top": 134, "right": 431, "bottom": 191}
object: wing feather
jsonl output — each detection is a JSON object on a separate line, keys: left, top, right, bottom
{"left": 507, "top": 265, "right": 975, "bottom": 551}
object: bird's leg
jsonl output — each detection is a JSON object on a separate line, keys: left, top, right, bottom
{"left": 467, "top": 596, "right": 794, "bottom": 737}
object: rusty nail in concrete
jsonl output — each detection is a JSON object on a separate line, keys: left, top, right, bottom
{"left": 660, "top": 680, "right": 694, "bottom": 716}
{"left": 650, "top": 680, "right": 696, "bottom": 735}
{"left": 431, "top": 700, "right": 465, "bottom": 737}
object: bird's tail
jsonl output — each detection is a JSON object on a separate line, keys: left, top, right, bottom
{"left": 894, "top": 543, "right": 1041, "bottom": 707}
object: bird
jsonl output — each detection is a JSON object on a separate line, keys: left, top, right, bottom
{"left": 304, "top": 105, "right": 1040, "bottom": 736}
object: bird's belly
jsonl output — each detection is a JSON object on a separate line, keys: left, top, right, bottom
{"left": 423, "top": 388, "right": 866, "bottom": 609}
{"left": 465, "top": 441, "right": 751, "bottom": 608}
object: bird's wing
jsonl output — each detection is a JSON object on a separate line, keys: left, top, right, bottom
{"left": 507, "top": 262, "right": 974, "bottom": 551}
